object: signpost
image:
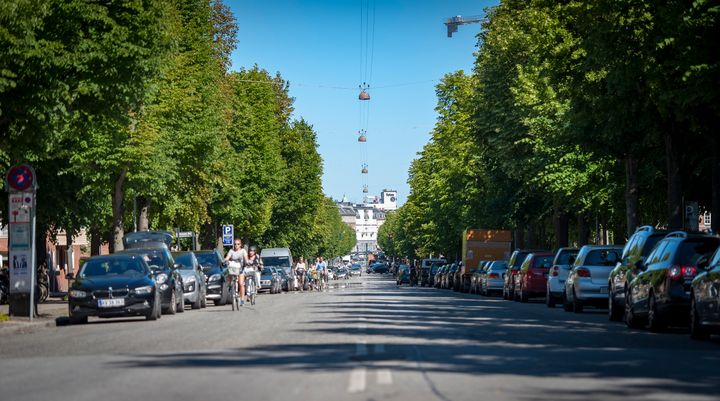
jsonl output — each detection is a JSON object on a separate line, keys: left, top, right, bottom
{"left": 5, "top": 164, "right": 38, "bottom": 319}
{"left": 222, "top": 225, "right": 234, "bottom": 246}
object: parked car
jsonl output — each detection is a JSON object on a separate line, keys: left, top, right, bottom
{"left": 546, "top": 248, "right": 579, "bottom": 307}
{"left": 428, "top": 262, "right": 444, "bottom": 287}
{"left": 334, "top": 267, "right": 349, "bottom": 280}
{"left": 516, "top": 252, "right": 555, "bottom": 302}
{"left": 470, "top": 261, "right": 491, "bottom": 294}
{"left": 420, "top": 258, "right": 446, "bottom": 286}
{"left": 275, "top": 267, "right": 292, "bottom": 292}
{"left": 563, "top": 245, "right": 623, "bottom": 313}
{"left": 369, "top": 263, "right": 389, "bottom": 274}
{"left": 503, "top": 249, "right": 545, "bottom": 300}
{"left": 117, "top": 245, "right": 184, "bottom": 315}
{"left": 259, "top": 266, "right": 282, "bottom": 294}
{"left": 172, "top": 251, "right": 208, "bottom": 310}
{"left": 453, "top": 262, "right": 465, "bottom": 292}
{"left": 434, "top": 264, "right": 447, "bottom": 288}
{"left": 608, "top": 226, "right": 668, "bottom": 321}
{"left": 481, "top": 261, "right": 508, "bottom": 296}
{"left": 396, "top": 264, "right": 410, "bottom": 285}
{"left": 68, "top": 255, "right": 161, "bottom": 324}
{"left": 625, "top": 232, "right": 720, "bottom": 330}
{"left": 444, "top": 263, "right": 459, "bottom": 289}
{"left": 194, "top": 250, "right": 228, "bottom": 306}
{"left": 261, "top": 248, "right": 294, "bottom": 291}
{"left": 690, "top": 245, "right": 720, "bottom": 339}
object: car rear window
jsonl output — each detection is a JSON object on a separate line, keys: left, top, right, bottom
{"left": 81, "top": 258, "right": 146, "bottom": 277}
{"left": 584, "top": 249, "right": 621, "bottom": 266}
{"left": 532, "top": 256, "right": 554, "bottom": 269}
{"left": 555, "top": 250, "right": 578, "bottom": 265}
{"left": 641, "top": 235, "right": 665, "bottom": 256}
{"left": 511, "top": 252, "right": 529, "bottom": 268}
{"left": 676, "top": 238, "right": 720, "bottom": 266}
{"left": 195, "top": 253, "right": 219, "bottom": 267}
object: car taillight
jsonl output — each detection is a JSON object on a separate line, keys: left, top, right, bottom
{"left": 576, "top": 268, "right": 591, "bottom": 278}
{"left": 551, "top": 267, "right": 559, "bottom": 277}
{"left": 667, "top": 265, "right": 696, "bottom": 280}
{"left": 489, "top": 273, "right": 499, "bottom": 279}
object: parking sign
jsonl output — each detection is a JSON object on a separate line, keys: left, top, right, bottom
{"left": 222, "top": 225, "right": 234, "bottom": 246}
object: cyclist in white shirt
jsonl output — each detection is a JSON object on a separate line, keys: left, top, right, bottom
{"left": 225, "top": 239, "right": 247, "bottom": 305}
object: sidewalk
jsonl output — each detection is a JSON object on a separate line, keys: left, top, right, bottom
{"left": 0, "top": 297, "right": 68, "bottom": 334}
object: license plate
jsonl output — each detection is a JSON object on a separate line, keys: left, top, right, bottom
{"left": 98, "top": 298, "right": 125, "bottom": 308}
{"left": 261, "top": 280, "right": 271, "bottom": 285}
{"left": 599, "top": 287, "right": 608, "bottom": 294}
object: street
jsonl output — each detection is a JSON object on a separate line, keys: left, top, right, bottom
{"left": 1, "top": 275, "right": 719, "bottom": 401}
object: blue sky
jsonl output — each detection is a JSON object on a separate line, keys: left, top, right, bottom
{"left": 227, "top": 0, "right": 497, "bottom": 205}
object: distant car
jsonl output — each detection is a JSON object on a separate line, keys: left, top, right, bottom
{"left": 503, "top": 250, "right": 546, "bottom": 300}
{"left": 349, "top": 264, "right": 362, "bottom": 277}
{"left": 444, "top": 263, "right": 459, "bottom": 289}
{"left": 480, "top": 261, "right": 508, "bottom": 296}
{"left": 421, "top": 258, "right": 446, "bottom": 286}
{"left": 608, "top": 226, "right": 669, "bottom": 321}
{"left": 117, "top": 246, "right": 184, "bottom": 315}
{"left": 172, "top": 251, "right": 208, "bottom": 310}
{"left": 563, "top": 245, "right": 623, "bottom": 313}
{"left": 546, "top": 248, "right": 579, "bottom": 307}
{"left": 334, "top": 267, "right": 349, "bottom": 280}
{"left": 516, "top": 252, "right": 555, "bottom": 302}
{"left": 434, "top": 264, "right": 448, "bottom": 288}
{"left": 625, "top": 232, "right": 720, "bottom": 330}
{"left": 690, "top": 245, "right": 720, "bottom": 339}
{"left": 369, "top": 263, "right": 389, "bottom": 274}
{"left": 470, "top": 261, "right": 491, "bottom": 294}
{"left": 428, "top": 262, "right": 444, "bottom": 287}
{"left": 259, "top": 266, "right": 282, "bottom": 294}
{"left": 275, "top": 267, "right": 292, "bottom": 292}
{"left": 396, "top": 264, "right": 410, "bottom": 285}
{"left": 68, "top": 255, "right": 161, "bottom": 323}
{"left": 194, "top": 250, "right": 229, "bottom": 306}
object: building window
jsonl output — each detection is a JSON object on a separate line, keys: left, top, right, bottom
{"left": 704, "top": 213, "right": 711, "bottom": 226}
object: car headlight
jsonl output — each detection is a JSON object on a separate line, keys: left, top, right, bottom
{"left": 185, "top": 277, "right": 196, "bottom": 284}
{"left": 70, "top": 290, "right": 87, "bottom": 298}
{"left": 208, "top": 274, "right": 221, "bottom": 282}
{"left": 134, "top": 286, "right": 152, "bottom": 295}
{"left": 156, "top": 273, "right": 168, "bottom": 284}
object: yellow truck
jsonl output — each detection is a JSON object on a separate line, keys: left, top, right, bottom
{"left": 458, "top": 229, "right": 513, "bottom": 292}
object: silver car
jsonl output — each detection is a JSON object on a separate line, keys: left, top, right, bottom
{"left": 546, "top": 248, "right": 579, "bottom": 308}
{"left": 172, "top": 252, "right": 207, "bottom": 310}
{"left": 563, "top": 245, "right": 623, "bottom": 313}
{"left": 480, "top": 261, "right": 508, "bottom": 296}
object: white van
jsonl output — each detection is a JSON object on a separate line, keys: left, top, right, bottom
{"left": 260, "top": 248, "right": 293, "bottom": 271}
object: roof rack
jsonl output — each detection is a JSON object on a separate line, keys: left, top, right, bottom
{"left": 665, "top": 231, "right": 688, "bottom": 239}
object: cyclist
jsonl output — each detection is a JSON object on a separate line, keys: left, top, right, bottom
{"left": 225, "top": 239, "right": 247, "bottom": 305}
{"left": 315, "top": 256, "right": 327, "bottom": 291}
{"left": 294, "top": 256, "right": 307, "bottom": 292}
{"left": 244, "top": 246, "right": 263, "bottom": 300}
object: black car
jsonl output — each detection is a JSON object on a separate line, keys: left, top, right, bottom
{"left": 625, "top": 232, "right": 720, "bottom": 331}
{"left": 68, "top": 255, "right": 161, "bottom": 323}
{"left": 608, "top": 226, "right": 668, "bottom": 321}
{"left": 503, "top": 249, "right": 545, "bottom": 300}
{"left": 117, "top": 247, "right": 184, "bottom": 315}
{"left": 259, "top": 266, "right": 282, "bottom": 293}
{"left": 194, "top": 250, "right": 228, "bottom": 306}
{"left": 370, "top": 263, "right": 389, "bottom": 274}
{"left": 691, "top": 245, "right": 720, "bottom": 339}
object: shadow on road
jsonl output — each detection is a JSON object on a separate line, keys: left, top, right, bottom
{"left": 111, "top": 276, "right": 720, "bottom": 400}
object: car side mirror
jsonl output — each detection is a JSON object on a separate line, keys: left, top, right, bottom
{"left": 173, "top": 263, "right": 182, "bottom": 270}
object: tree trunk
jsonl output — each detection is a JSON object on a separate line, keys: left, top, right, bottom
{"left": 711, "top": 134, "right": 720, "bottom": 234}
{"left": 90, "top": 227, "right": 102, "bottom": 256}
{"left": 577, "top": 214, "right": 589, "bottom": 246}
{"left": 110, "top": 170, "right": 127, "bottom": 253}
{"left": 624, "top": 155, "right": 640, "bottom": 237}
{"left": 665, "top": 128, "right": 683, "bottom": 230}
{"left": 554, "top": 210, "right": 569, "bottom": 249}
{"left": 514, "top": 228, "right": 524, "bottom": 250}
{"left": 526, "top": 223, "right": 537, "bottom": 249}
{"left": 137, "top": 196, "right": 150, "bottom": 231}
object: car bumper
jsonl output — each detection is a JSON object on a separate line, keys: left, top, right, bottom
{"left": 547, "top": 277, "right": 566, "bottom": 293}
{"left": 206, "top": 281, "right": 223, "bottom": 299}
{"left": 159, "top": 284, "right": 174, "bottom": 307}
{"left": 575, "top": 280, "right": 609, "bottom": 301}
{"left": 485, "top": 279, "right": 504, "bottom": 290}
{"left": 69, "top": 294, "right": 154, "bottom": 318}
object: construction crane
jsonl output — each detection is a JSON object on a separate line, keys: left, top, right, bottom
{"left": 444, "top": 15, "right": 482, "bottom": 38}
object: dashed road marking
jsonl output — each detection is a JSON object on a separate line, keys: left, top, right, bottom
{"left": 377, "top": 369, "right": 393, "bottom": 385}
{"left": 348, "top": 367, "right": 367, "bottom": 393}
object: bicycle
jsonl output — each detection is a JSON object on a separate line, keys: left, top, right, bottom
{"left": 229, "top": 273, "right": 240, "bottom": 311}
{"left": 244, "top": 270, "right": 257, "bottom": 305}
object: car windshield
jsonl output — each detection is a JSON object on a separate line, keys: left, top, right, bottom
{"left": 584, "top": 249, "right": 621, "bottom": 266}
{"left": 127, "top": 251, "right": 166, "bottom": 269}
{"left": 677, "top": 238, "right": 720, "bottom": 266}
{"left": 263, "top": 256, "right": 290, "bottom": 267}
{"left": 532, "top": 256, "right": 554, "bottom": 268}
{"left": 173, "top": 254, "right": 195, "bottom": 270}
{"left": 555, "top": 251, "right": 578, "bottom": 265}
{"left": 490, "top": 261, "right": 508, "bottom": 270}
{"left": 81, "top": 258, "right": 146, "bottom": 277}
{"left": 195, "top": 253, "right": 219, "bottom": 267}
{"left": 512, "top": 252, "right": 529, "bottom": 268}
{"left": 351, "top": 265, "right": 361, "bottom": 269}
{"left": 642, "top": 235, "right": 665, "bottom": 255}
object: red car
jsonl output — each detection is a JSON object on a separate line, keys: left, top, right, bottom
{"left": 516, "top": 252, "right": 555, "bottom": 303}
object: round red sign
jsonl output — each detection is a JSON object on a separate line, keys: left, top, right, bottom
{"left": 6, "top": 165, "right": 35, "bottom": 191}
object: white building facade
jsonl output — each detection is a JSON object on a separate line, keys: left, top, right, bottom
{"left": 337, "top": 189, "right": 398, "bottom": 253}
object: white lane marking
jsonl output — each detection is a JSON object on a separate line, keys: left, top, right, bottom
{"left": 348, "top": 367, "right": 367, "bottom": 393}
{"left": 374, "top": 343, "right": 385, "bottom": 353}
{"left": 356, "top": 341, "right": 368, "bottom": 356}
{"left": 377, "top": 369, "right": 393, "bottom": 385}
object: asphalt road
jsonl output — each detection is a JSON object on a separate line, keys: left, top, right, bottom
{"left": 1, "top": 275, "right": 719, "bottom": 401}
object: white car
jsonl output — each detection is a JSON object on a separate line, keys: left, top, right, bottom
{"left": 564, "top": 245, "right": 623, "bottom": 313}
{"left": 546, "top": 248, "right": 579, "bottom": 307}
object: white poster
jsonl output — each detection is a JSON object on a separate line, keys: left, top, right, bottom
{"left": 9, "top": 224, "right": 30, "bottom": 249}
{"left": 9, "top": 250, "right": 31, "bottom": 293}
{"left": 9, "top": 192, "right": 32, "bottom": 224}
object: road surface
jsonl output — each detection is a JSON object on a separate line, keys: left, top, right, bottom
{"left": 1, "top": 275, "right": 718, "bottom": 401}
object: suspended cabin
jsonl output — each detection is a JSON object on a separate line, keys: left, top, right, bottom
{"left": 358, "top": 90, "right": 370, "bottom": 100}
{"left": 361, "top": 166, "right": 368, "bottom": 174}
{"left": 362, "top": 185, "right": 369, "bottom": 193}
{"left": 358, "top": 134, "right": 367, "bottom": 142}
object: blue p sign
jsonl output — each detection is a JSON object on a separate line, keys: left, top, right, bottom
{"left": 222, "top": 225, "right": 234, "bottom": 246}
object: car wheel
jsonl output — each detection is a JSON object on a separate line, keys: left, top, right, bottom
{"left": 192, "top": 291, "right": 202, "bottom": 309}
{"left": 690, "top": 296, "right": 710, "bottom": 340}
{"left": 176, "top": 288, "right": 185, "bottom": 313}
{"left": 201, "top": 291, "right": 207, "bottom": 308}
{"left": 608, "top": 287, "right": 622, "bottom": 321}
{"left": 546, "top": 287, "right": 556, "bottom": 308}
{"left": 146, "top": 292, "right": 160, "bottom": 321}
{"left": 624, "top": 291, "right": 643, "bottom": 329}
{"left": 563, "top": 290, "right": 572, "bottom": 312}
{"left": 645, "top": 292, "right": 665, "bottom": 332}
{"left": 572, "top": 288, "right": 583, "bottom": 313}
{"left": 165, "top": 290, "right": 177, "bottom": 315}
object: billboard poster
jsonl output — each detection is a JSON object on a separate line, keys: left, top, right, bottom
{"left": 9, "top": 250, "right": 31, "bottom": 292}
